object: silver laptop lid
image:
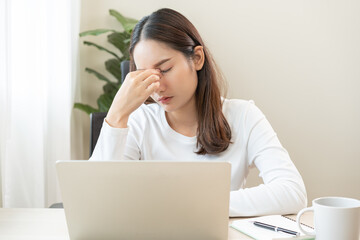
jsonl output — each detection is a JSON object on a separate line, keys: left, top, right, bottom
{"left": 56, "top": 160, "right": 231, "bottom": 240}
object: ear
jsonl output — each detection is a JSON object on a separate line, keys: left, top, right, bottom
{"left": 192, "top": 46, "right": 205, "bottom": 71}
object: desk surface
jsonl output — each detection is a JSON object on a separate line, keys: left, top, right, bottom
{"left": 0, "top": 208, "right": 314, "bottom": 240}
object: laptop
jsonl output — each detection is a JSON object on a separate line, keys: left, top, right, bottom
{"left": 56, "top": 160, "right": 231, "bottom": 240}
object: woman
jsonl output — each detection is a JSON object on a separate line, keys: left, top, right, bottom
{"left": 90, "top": 8, "right": 307, "bottom": 217}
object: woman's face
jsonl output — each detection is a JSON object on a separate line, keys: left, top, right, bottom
{"left": 133, "top": 39, "right": 199, "bottom": 113}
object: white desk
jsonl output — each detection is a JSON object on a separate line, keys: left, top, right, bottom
{"left": 0, "top": 208, "right": 314, "bottom": 240}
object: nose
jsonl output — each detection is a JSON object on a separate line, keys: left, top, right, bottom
{"left": 154, "top": 76, "right": 166, "bottom": 93}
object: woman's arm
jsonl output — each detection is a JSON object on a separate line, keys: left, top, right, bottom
{"left": 229, "top": 102, "right": 307, "bottom": 216}
{"left": 89, "top": 119, "right": 141, "bottom": 160}
{"left": 89, "top": 120, "right": 128, "bottom": 160}
{"left": 90, "top": 69, "right": 161, "bottom": 161}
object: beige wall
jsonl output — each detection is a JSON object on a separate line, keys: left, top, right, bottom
{"left": 78, "top": 0, "right": 360, "bottom": 203}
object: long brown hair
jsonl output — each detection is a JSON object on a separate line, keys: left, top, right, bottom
{"left": 129, "top": 8, "right": 231, "bottom": 155}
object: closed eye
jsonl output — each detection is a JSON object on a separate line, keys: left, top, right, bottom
{"left": 160, "top": 67, "right": 172, "bottom": 74}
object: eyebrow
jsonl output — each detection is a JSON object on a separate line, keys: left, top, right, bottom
{"left": 153, "top": 58, "right": 172, "bottom": 68}
{"left": 136, "top": 58, "right": 172, "bottom": 71}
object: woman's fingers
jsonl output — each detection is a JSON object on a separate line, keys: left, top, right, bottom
{"left": 132, "top": 69, "right": 161, "bottom": 84}
{"left": 145, "top": 81, "right": 160, "bottom": 95}
{"left": 142, "top": 74, "right": 161, "bottom": 88}
{"left": 127, "top": 69, "right": 162, "bottom": 96}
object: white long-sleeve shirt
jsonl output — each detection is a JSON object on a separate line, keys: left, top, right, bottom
{"left": 90, "top": 99, "right": 307, "bottom": 217}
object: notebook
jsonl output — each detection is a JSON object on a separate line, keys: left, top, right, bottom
{"left": 231, "top": 215, "right": 315, "bottom": 240}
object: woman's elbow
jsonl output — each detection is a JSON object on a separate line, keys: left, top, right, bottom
{"left": 288, "top": 180, "right": 308, "bottom": 213}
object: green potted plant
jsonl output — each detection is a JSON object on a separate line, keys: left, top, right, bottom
{"left": 74, "top": 9, "right": 138, "bottom": 115}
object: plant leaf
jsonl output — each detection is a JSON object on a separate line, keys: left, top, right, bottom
{"left": 103, "top": 82, "right": 119, "bottom": 94}
{"left": 97, "top": 93, "right": 114, "bottom": 112}
{"left": 109, "top": 9, "right": 138, "bottom": 33}
{"left": 105, "top": 58, "right": 122, "bottom": 82}
{"left": 85, "top": 68, "right": 111, "bottom": 83}
{"left": 73, "top": 103, "right": 99, "bottom": 115}
{"left": 107, "top": 32, "right": 130, "bottom": 59}
{"left": 83, "top": 41, "right": 121, "bottom": 60}
{"left": 79, "top": 29, "right": 115, "bottom": 37}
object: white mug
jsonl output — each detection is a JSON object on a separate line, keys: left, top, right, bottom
{"left": 297, "top": 196, "right": 360, "bottom": 240}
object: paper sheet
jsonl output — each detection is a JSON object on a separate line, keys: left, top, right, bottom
{"left": 231, "top": 215, "right": 314, "bottom": 240}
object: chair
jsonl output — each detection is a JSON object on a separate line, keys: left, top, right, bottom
{"left": 49, "top": 60, "right": 130, "bottom": 208}
{"left": 89, "top": 112, "right": 107, "bottom": 157}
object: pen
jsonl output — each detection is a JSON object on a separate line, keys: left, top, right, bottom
{"left": 251, "top": 221, "right": 300, "bottom": 236}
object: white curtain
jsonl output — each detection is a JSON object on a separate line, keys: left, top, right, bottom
{"left": 0, "top": 0, "right": 82, "bottom": 207}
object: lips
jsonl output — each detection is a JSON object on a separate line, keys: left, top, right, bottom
{"left": 158, "top": 96, "right": 173, "bottom": 104}
{"left": 158, "top": 96, "right": 170, "bottom": 101}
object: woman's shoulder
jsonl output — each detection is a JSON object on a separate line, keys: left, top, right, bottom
{"left": 222, "top": 98, "right": 255, "bottom": 115}
{"left": 222, "top": 98, "right": 254, "bottom": 108}
{"left": 222, "top": 98, "right": 264, "bottom": 124}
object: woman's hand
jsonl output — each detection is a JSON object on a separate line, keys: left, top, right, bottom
{"left": 106, "top": 69, "right": 161, "bottom": 128}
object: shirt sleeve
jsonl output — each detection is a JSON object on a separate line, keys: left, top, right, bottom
{"left": 89, "top": 119, "right": 141, "bottom": 161}
{"left": 229, "top": 102, "right": 307, "bottom": 217}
